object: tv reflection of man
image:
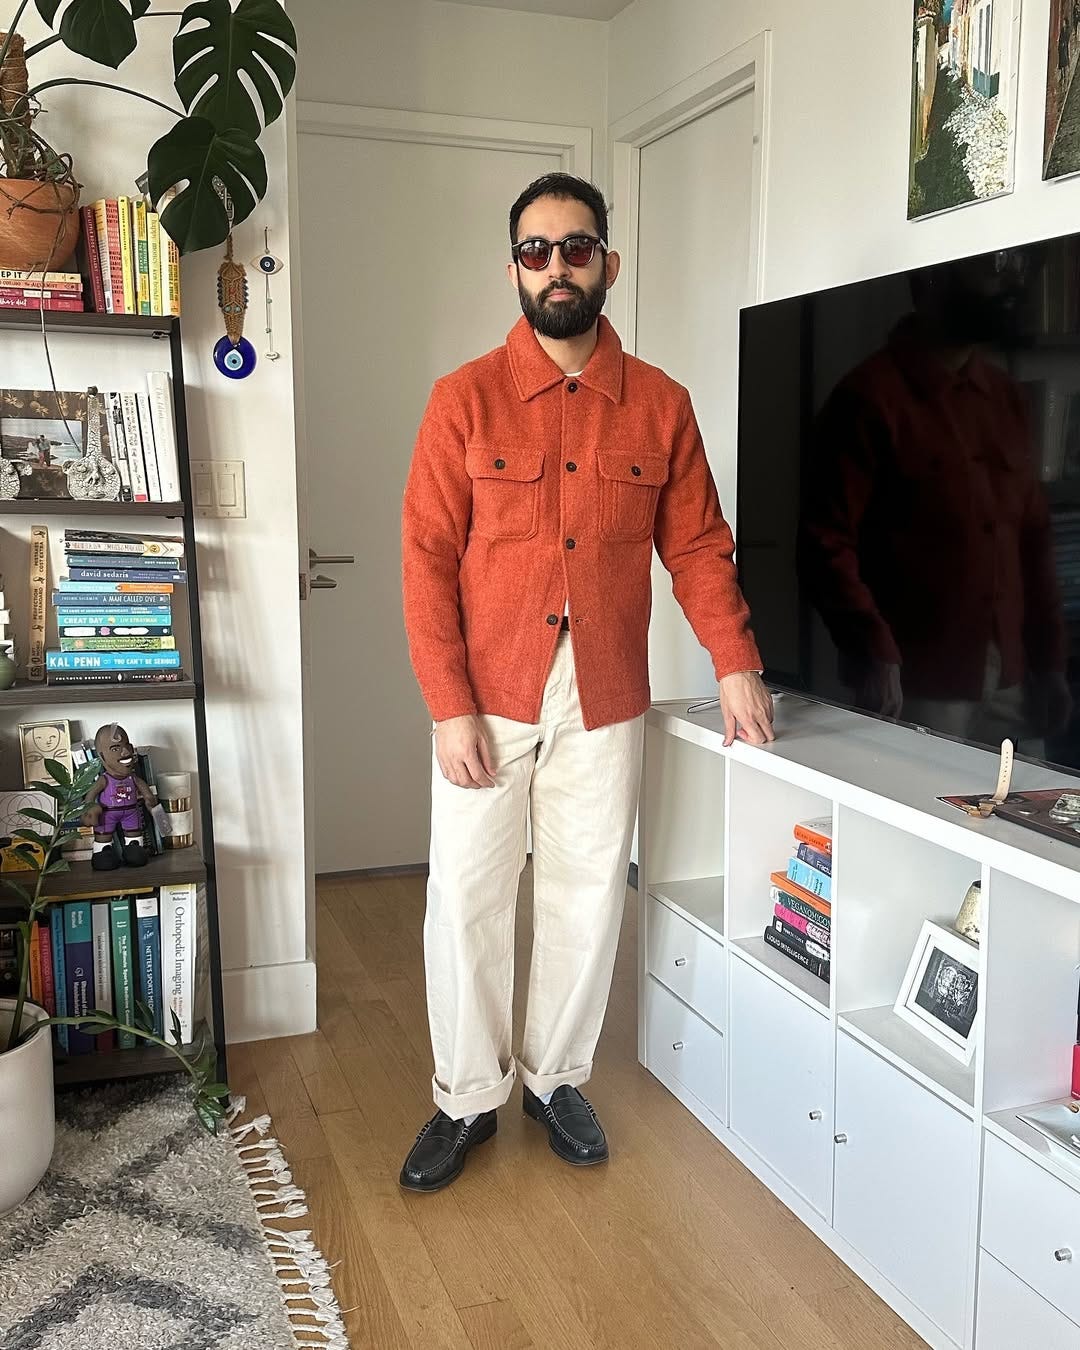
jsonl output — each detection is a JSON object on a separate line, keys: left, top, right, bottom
{"left": 799, "top": 250, "right": 1071, "bottom": 752}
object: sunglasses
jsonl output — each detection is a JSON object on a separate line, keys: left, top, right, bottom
{"left": 512, "top": 234, "right": 608, "bottom": 271}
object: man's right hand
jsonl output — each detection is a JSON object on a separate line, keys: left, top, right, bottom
{"left": 434, "top": 714, "right": 497, "bottom": 789}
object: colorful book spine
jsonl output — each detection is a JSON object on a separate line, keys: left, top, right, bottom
{"left": 78, "top": 206, "right": 107, "bottom": 312}
{"left": 147, "top": 210, "right": 162, "bottom": 316}
{"left": 46, "top": 649, "right": 182, "bottom": 671}
{"left": 770, "top": 885, "right": 830, "bottom": 930}
{"left": 50, "top": 904, "right": 68, "bottom": 1052}
{"left": 64, "top": 901, "right": 96, "bottom": 1053}
{"left": 0, "top": 268, "right": 83, "bottom": 285}
{"left": 29, "top": 524, "right": 46, "bottom": 683}
{"left": 796, "top": 841, "right": 832, "bottom": 877}
{"left": 63, "top": 530, "right": 183, "bottom": 555}
{"left": 769, "top": 870, "right": 831, "bottom": 919}
{"left": 38, "top": 916, "right": 56, "bottom": 1016}
{"left": 57, "top": 581, "right": 175, "bottom": 595}
{"left": 65, "top": 554, "right": 181, "bottom": 569}
{"left": 134, "top": 198, "right": 151, "bottom": 315}
{"left": 67, "top": 569, "right": 188, "bottom": 584}
{"left": 57, "top": 610, "right": 173, "bottom": 624}
{"left": 110, "top": 897, "right": 136, "bottom": 1049}
{"left": 771, "top": 914, "right": 830, "bottom": 964}
{"left": 104, "top": 199, "right": 124, "bottom": 314}
{"left": 45, "top": 669, "right": 185, "bottom": 686}
{"left": 774, "top": 901, "right": 831, "bottom": 950}
{"left": 157, "top": 186, "right": 181, "bottom": 316}
{"left": 160, "top": 882, "right": 197, "bottom": 1044}
{"left": 54, "top": 589, "right": 174, "bottom": 603}
{"left": 29, "top": 917, "right": 42, "bottom": 1004}
{"left": 0, "top": 295, "right": 84, "bottom": 311}
{"left": 0, "top": 285, "right": 83, "bottom": 298}
{"left": 91, "top": 901, "right": 116, "bottom": 1052}
{"left": 786, "top": 856, "right": 831, "bottom": 902}
{"left": 106, "top": 392, "right": 133, "bottom": 501}
{"left": 135, "top": 894, "right": 163, "bottom": 1038}
{"left": 763, "top": 923, "right": 830, "bottom": 982}
{"left": 793, "top": 817, "right": 833, "bottom": 855}
{"left": 92, "top": 199, "right": 114, "bottom": 314}
{"left": 117, "top": 195, "right": 135, "bottom": 313}
{"left": 59, "top": 636, "right": 176, "bottom": 652}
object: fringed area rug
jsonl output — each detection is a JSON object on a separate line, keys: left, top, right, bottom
{"left": 0, "top": 1076, "right": 348, "bottom": 1349}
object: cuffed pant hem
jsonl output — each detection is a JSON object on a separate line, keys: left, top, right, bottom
{"left": 431, "top": 1062, "right": 516, "bottom": 1118}
{"left": 514, "top": 1056, "right": 593, "bottom": 1097}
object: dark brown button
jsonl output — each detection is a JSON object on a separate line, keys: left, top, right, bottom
{"left": 567, "top": 381, "right": 579, "bottom": 393}
{"left": 546, "top": 614, "right": 559, "bottom": 625}
{"left": 565, "top": 538, "right": 576, "bottom": 550}
{"left": 494, "top": 458, "right": 506, "bottom": 469}
{"left": 631, "top": 465, "right": 642, "bottom": 476}
{"left": 566, "top": 461, "right": 577, "bottom": 472}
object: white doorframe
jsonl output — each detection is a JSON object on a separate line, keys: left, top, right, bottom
{"left": 291, "top": 101, "right": 592, "bottom": 884}
{"left": 606, "top": 31, "right": 772, "bottom": 353}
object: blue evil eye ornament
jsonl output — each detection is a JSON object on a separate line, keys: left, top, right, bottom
{"left": 214, "top": 335, "right": 257, "bottom": 379}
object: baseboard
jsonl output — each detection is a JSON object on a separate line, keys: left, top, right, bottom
{"left": 315, "top": 862, "right": 427, "bottom": 881}
{"left": 223, "top": 958, "right": 317, "bottom": 1043}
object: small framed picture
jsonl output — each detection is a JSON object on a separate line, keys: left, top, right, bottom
{"left": 17, "top": 718, "right": 73, "bottom": 788}
{"left": 894, "top": 919, "right": 980, "bottom": 1064}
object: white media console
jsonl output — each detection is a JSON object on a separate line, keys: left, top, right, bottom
{"left": 638, "top": 694, "right": 1080, "bottom": 1350}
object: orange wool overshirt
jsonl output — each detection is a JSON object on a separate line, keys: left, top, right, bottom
{"left": 401, "top": 314, "right": 761, "bottom": 731}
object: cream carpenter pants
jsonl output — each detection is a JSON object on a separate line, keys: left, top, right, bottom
{"left": 424, "top": 631, "right": 644, "bottom": 1118}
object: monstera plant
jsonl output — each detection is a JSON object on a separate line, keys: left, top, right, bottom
{"left": 0, "top": 0, "right": 297, "bottom": 270}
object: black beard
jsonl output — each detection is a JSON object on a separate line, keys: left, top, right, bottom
{"left": 518, "top": 275, "right": 607, "bottom": 339}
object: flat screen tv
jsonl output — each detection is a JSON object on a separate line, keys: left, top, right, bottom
{"left": 737, "top": 229, "right": 1080, "bottom": 773}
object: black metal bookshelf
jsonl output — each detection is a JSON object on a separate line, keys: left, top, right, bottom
{"left": 0, "top": 314, "right": 227, "bottom": 1092}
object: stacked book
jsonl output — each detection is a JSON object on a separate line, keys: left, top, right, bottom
{"left": 106, "top": 372, "right": 182, "bottom": 503}
{"left": 1, "top": 882, "right": 207, "bottom": 1055}
{"left": 0, "top": 268, "right": 85, "bottom": 312}
{"left": 46, "top": 529, "right": 186, "bottom": 686}
{"left": 765, "top": 816, "right": 832, "bottom": 984}
{"left": 78, "top": 190, "right": 181, "bottom": 317}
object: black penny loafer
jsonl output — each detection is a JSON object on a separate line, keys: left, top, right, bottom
{"left": 522, "top": 1084, "right": 609, "bottom": 1165}
{"left": 399, "top": 1107, "right": 497, "bottom": 1192}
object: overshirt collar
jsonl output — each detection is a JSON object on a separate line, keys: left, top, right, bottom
{"left": 506, "top": 314, "right": 624, "bottom": 404}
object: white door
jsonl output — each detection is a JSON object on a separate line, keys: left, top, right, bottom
{"left": 633, "top": 88, "right": 756, "bottom": 701}
{"left": 729, "top": 955, "right": 834, "bottom": 1218}
{"left": 296, "top": 124, "right": 563, "bottom": 873}
{"left": 833, "top": 1032, "right": 976, "bottom": 1346}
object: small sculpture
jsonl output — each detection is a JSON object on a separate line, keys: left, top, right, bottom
{"left": 954, "top": 879, "right": 983, "bottom": 944}
{"left": 81, "top": 722, "right": 157, "bottom": 869}
{"left": 65, "top": 387, "right": 120, "bottom": 501}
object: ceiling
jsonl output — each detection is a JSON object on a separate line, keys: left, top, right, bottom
{"left": 445, "top": 0, "right": 634, "bottom": 19}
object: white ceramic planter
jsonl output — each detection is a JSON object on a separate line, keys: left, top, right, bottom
{"left": 0, "top": 999, "right": 54, "bottom": 1215}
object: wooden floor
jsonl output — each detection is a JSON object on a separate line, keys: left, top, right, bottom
{"left": 226, "top": 869, "right": 927, "bottom": 1350}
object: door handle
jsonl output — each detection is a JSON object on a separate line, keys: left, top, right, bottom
{"left": 308, "top": 548, "right": 355, "bottom": 566}
{"left": 310, "top": 574, "right": 337, "bottom": 590}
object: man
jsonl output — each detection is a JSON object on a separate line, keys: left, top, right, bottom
{"left": 400, "top": 172, "right": 773, "bottom": 1193}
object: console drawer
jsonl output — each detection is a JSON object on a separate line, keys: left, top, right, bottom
{"left": 982, "top": 1131, "right": 1080, "bottom": 1327}
{"left": 645, "top": 974, "right": 727, "bottom": 1124}
{"left": 646, "top": 894, "right": 726, "bottom": 1032}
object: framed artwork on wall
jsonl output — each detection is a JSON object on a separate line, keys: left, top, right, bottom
{"left": 1044, "top": 0, "right": 1080, "bottom": 180}
{"left": 908, "top": 0, "right": 1022, "bottom": 220}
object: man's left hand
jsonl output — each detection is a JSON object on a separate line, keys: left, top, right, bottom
{"left": 718, "top": 671, "right": 776, "bottom": 748}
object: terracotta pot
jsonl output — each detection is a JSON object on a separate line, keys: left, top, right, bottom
{"left": 0, "top": 178, "right": 80, "bottom": 271}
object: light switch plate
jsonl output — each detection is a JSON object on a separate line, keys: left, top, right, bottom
{"left": 191, "top": 459, "right": 246, "bottom": 518}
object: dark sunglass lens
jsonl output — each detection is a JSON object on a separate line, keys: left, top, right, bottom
{"left": 518, "top": 240, "right": 551, "bottom": 270}
{"left": 561, "top": 236, "right": 596, "bottom": 266}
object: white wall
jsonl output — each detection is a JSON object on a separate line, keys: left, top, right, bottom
{"left": 9, "top": 1, "right": 312, "bottom": 1042}
{"left": 292, "top": 0, "right": 608, "bottom": 184}
{"left": 609, "top": 0, "right": 1080, "bottom": 302}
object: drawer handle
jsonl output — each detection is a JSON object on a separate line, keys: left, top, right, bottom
{"left": 834, "top": 1132, "right": 848, "bottom": 1144}
{"left": 674, "top": 956, "right": 687, "bottom": 967}
{"left": 1055, "top": 1248, "right": 1073, "bottom": 1263}
{"left": 672, "top": 1040, "right": 684, "bottom": 1052}
{"left": 809, "top": 1110, "right": 822, "bottom": 1121}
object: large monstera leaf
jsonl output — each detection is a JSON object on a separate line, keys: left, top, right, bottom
{"left": 147, "top": 117, "right": 266, "bottom": 255}
{"left": 34, "top": 0, "right": 151, "bottom": 69}
{"left": 173, "top": 0, "right": 297, "bottom": 140}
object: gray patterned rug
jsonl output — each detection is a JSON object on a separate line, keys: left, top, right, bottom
{"left": 0, "top": 1076, "right": 348, "bottom": 1349}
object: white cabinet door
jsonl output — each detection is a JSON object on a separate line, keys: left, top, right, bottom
{"left": 976, "top": 1252, "right": 1080, "bottom": 1350}
{"left": 834, "top": 1032, "right": 975, "bottom": 1347}
{"left": 729, "top": 953, "right": 833, "bottom": 1218}
{"left": 645, "top": 975, "right": 727, "bottom": 1125}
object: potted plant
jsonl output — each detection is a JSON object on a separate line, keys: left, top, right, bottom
{"left": 0, "top": 0, "right": 297, "bottom": 270}
{"left": 0, "top": 753, "right": 228, "bottom": 1217}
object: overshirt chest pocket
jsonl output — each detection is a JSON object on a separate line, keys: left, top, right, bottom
{"left": 597, "top": 451, "right": 669, "bottom": 542}
{"left": 465, "top": 447, "right": 545, "bottom": 541}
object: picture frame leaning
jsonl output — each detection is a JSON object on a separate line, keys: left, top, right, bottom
{"left": 894, "top": 918, "right": 981, "bottom": 1065}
